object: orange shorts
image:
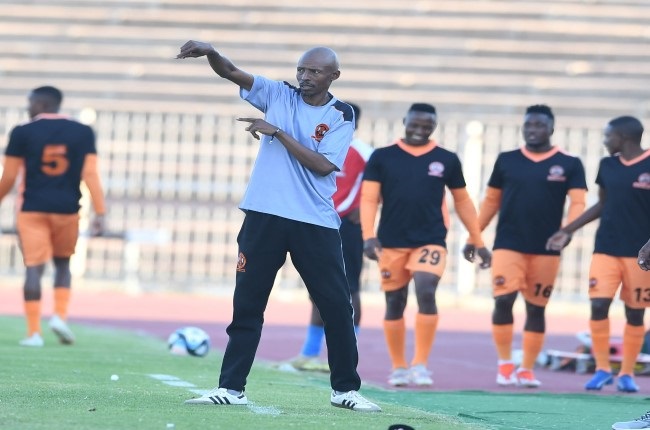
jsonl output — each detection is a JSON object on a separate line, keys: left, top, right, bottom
{"left": 16, "top": 212, "right": 80, "bottom": 266}
{"left": 491, "top": 249, "right": 561, "bottom": 307}
{"left": 589, "top": 253, "right": 650, "bottom": 309}
{"left": 377, "top": 245, "right": 447, "bottom": 292}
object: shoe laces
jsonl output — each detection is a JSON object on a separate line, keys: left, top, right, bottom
{"left": 499, "top": 363, "right": 515, "bottom": 377}
{"left": 341, "top": 390, "right": 370, "bottom": 404}
{"left": 516, "top": 369, "right": 535, "bottom": 380}
{"left": 411, "top": 365, "right": 431, "bottom": 377}
{"left": 636, "top": 411, "right": 650, "bottom": 422}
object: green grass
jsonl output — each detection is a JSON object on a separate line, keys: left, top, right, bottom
{"left": 1, "top": 316, "right": 648, "bottom": 430}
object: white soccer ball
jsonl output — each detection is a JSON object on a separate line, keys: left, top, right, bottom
{"left": 167, "top": 326, "right": 210, "bottom": 357}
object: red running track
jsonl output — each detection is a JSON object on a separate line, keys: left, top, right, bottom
{"left": 0, "top": 285, "right": 641, "bottom": 395}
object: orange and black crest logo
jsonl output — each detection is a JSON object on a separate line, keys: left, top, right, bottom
{"left": 237, "top": 252, "right": 247, "bottom": 272}
{"left": 633, "top": 172, "right": 650, "bottom": 190}
{"left": 312, "top": 123, "right": 329, "bottom": 142}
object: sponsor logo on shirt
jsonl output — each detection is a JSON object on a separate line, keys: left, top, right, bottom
{"left": 236, "top": 252, "right": 247, "bottom": 272}
{"left": 547, "top": 165, "right": 566, "bottom": 182}
{"left": 312, "top": 123, "right": 329, "bottom": 142}
{"left": 633, "top": 172, "right": 650, "bottom": 190}
{"left": 428, "top": 161, "right": 444, "bottom": 177}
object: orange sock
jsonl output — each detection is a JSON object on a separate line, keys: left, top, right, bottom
{"left": 383, "top": 318, "right": 408, "bottom": 369}
{"left": 521, "top": 331, "right": 544, "bottom": 370}
{"left": 412, "top": 313, "right": 439, "bottom": 366}
{"left": 492, "top": 324, "right": 514, "bottom": 361}
{"left": 620, "top": 324, "right": 645, "bottom": 376}
{"left": 590, "top": 319, "right": 611, "bottom": 372}
{"left": 54, "top": 287, "right": 71, "bottom": 320}
{"left": 24, "top": 300, "right": 41, "bottom": 336}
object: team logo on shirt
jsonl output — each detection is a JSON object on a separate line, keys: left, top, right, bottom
{"left": 236, "top": 252, "right": 247, "bottom": 272}
{"left": 547, "top": 165, "right": 566, "bottom": 182}
{"left": 633, "top": 173, "right": 650, "bottom": 190}
{"left": 494, "top": 276, "right": 506, "bottom": 287}
{"left": 589, "top": 278, "right": 597, "bottom": 288}
{"left": 381, "top": 270, "right": 391, "bottom": 279}
{"left": 312, "top": 124, "right": 329, "bottom": 142}
{"left": 428, "top": 162, "right": 445, "bottom": 177}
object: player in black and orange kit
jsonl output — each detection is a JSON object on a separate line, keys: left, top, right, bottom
{"left": 548, "top": 115, "right": 650, "bottom": 394}
{"left": 0, "top": 86, "right": 106, "bottom": 347}
{"left": 610, "top": 239, "right": 650, "bottom": 429}
{"left": 360, "top": 103, "right": 491, "bottom": 387}
{"left": 469, "top": 105, "right": 587, "bottom": 388}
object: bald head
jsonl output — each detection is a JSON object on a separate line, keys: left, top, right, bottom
{"left": 299, "top": 47, "right": 340, "bottom": 72}
{"left": 296, "top": 46, "right": 341, "bottom": 106}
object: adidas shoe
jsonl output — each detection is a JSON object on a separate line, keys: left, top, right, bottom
{"left": 288, "top": 355, "right": 330, "bottom": 372}
{"left": 496, "top": 362, "right": 517, "bottom": 386}
{"left": 330, "top": 390, "right": 381, "bottom": 412}
{"left": 585, "top": 369, "right": 614, "bottom": 390}
{"left": 49, "top": 315, "right": 75, "bottom": 345}
{"left": 185, "top": 387, "right": 248, "bottom": 405}
{"left": 612, "top": 411, "right": 650, "bottom": 429}
{"left": 409, "top": 364, "right": 433, "bottom": 386}
{"left": 388, "top": 368, "right": 410, "bottom": 386}
{"left": 516, "top": 368, "right": 541, "bottom": 388}
{"left": 617, "top": 375, "right": 640, "bottom": 393}
{"left": 19, "top": 333, "right": 44, "bottom": 347}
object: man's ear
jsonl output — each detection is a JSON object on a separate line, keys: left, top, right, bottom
{"left": 330, "top": 70, "right": 341, "bottom": 82}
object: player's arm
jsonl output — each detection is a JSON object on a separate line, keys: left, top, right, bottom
{"left": 476, "top": 186, "right": 502, "bottom": 231}
{"left": 546, "top": 186, "right": 605, "bottom": 251}
{"left": 451, "top": 187, "right": 491, "bottom": 268}
{"left": 564, "top": 188, "right": 587, "bottom": 225}
{"left": 177, "top": 40, "right": 254, "bottom": 91}
{"left": 360, "top": 180, "right": 382, "bottom": 260}
{"left": 81, "top": 154, "right": 106, "bottom": 236}
{"left": 0, "top": 156, "right": 22, "bottom": 202}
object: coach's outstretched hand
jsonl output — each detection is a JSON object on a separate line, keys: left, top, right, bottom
{"left": 176, "top": 40, "right": 215, "bottom": 59}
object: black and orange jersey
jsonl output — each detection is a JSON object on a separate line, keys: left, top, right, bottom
{"left": 5, "top": 114, "right": 97, "bottom": 214}
{"left": 362, "top": 140, "right": 466, "bottom": 248}
{"left": 594, "top": 150, "right": 650, "bottom": 257}
{"left": 489, "top": 147, "right": 587, "bottom": 255}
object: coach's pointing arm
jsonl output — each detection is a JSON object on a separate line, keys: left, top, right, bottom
{"left": 177, "top": 40, "right": 254, "bottom": 91}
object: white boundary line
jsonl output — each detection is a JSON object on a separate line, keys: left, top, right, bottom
{"left": 147, "top": 373, "right": 281, "bottom": 416}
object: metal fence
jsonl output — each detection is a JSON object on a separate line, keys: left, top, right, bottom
{"left": 0, "top": 106, "right": 610, "bottom": 300}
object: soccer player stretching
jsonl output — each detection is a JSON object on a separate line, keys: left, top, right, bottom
{"left": 548, "top": 116, "right": 650, "bottom": 393}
